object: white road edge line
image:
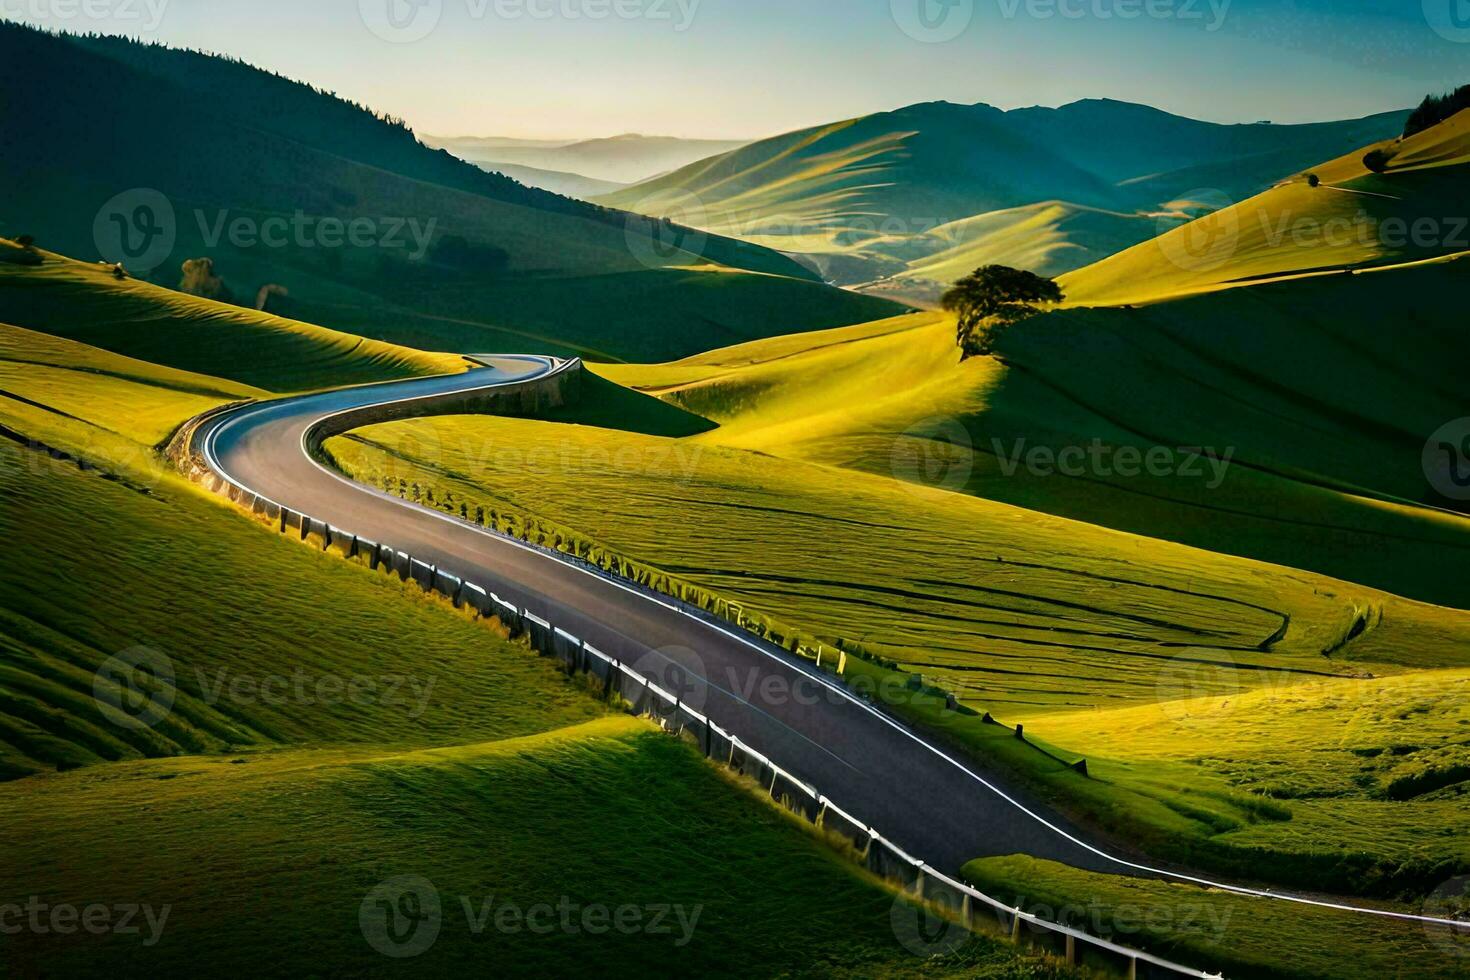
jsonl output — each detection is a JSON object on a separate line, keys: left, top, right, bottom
{"left": 200, "top": 356, "right": 1470, "bottom": 934}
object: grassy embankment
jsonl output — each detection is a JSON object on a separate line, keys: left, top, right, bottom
{"left": 962, "top": 855, "right": 1462, "bottom": 980}
{"left": 0, "top": 248, "right": 1055, "bottom": 977}
{"left": 324, "top": 390, "right": 1470, "bottom": 901}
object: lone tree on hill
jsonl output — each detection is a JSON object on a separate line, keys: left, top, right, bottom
{"left": 942, "top": 265, "right": 1063, "bottom": 359}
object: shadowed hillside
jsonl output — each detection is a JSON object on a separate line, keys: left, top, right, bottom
{"left": 0, "top": 24, "right": 901, "bottom": 361}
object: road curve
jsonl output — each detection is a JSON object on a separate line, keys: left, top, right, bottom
{"left": 195, "top": 357, "right": 1468, "bottom": 937}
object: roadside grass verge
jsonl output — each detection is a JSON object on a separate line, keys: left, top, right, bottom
{"left": 962, "top": 855, "right": 1462, "bottom": 980}
{"left": 0, "top": 296, "right": 1061, "bottom": 979}
{"left": 0, "top": 433, "right": 611, "bottom": 778}
{"left": 322, "top": 407, "right": 1470, "bottom": 895}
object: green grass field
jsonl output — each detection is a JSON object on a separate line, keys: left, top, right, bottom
{"left": 1061, "top": 109, "right": 1470, "bottom": 305}
{"left": 0, "top": 711, "right": 1067, "bottom": 979}
{"left": 324, "top": 395, "right": 1470, "bottom": 897}
{"left": 599, "top": 252, "right": 1470, "bottom": 610}
{"left": 0, "top": 262, "right": 1059, "bottom": 977}
{"left": 0, "top": 248, "right": 468, "bottom": 391}
{"left": 7, "top": 68, "right": 1469, "bottom": 978}
{"left": 962, "top": 856, "right": 1458, "bottom": 980}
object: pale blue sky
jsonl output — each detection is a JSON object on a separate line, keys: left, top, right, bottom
{"left": 8, "top": 0, "right": 1468, "bottom": 139}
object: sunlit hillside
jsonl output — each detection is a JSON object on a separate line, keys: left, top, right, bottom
{"left": 600, "top": 107, "right": 1470, "bottom": 609}
{"left": 1063, "top": 108, "right": 1470, "bottom": 304}
{"left": 599, "top": 99, "right": 1406, "bottom": 293}
{"left": 0, "top": 250, "right": 1032, "bottom": 979}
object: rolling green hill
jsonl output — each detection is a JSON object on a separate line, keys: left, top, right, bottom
{"left": 0, "top": 245, "right": 467, "bottom": 391}
{"left": 599, "top": 99, "right": 1406, "bottom": 296}
{"left": 607, "top": 258, "right": 1470, "bottom": 607}
{"left": 1063, "top": 108, "right": 1470, "bottom": 304}
{"left": 0, "top": 258, "right": 1049, "bottom": 980}
{"left": 0, "top": 23, "right": 899, "bottom": 361}
{"left": 600, "top": 106, "right": 1470, "bottom": 609}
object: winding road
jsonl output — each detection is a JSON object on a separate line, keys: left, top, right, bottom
{"left": 194, "top": 356, "right": 1468, "bottom": 943}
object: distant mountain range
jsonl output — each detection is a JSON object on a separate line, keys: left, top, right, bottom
{"left": 0, "top": 24, "right": 897, "bottom": 361}
{"left": 472, "top": 162, "right": 630, "bottom": 199}
{"left": 595, "top": 99, "right": 1408, "bottom": 299}
{"left": 424, "top": 133, "right": 750, "bottom": 187}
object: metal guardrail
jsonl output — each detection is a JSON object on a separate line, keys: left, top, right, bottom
{"left": 169, "top": 365, "right": 1225, "bottom": 980}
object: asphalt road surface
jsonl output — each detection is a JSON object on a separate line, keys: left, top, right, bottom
{"left": 198, "top": 356, "right": 1120, "bottom": 876}
{"left": 195, "top": 357, "right": 1470, "bottom": 942}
